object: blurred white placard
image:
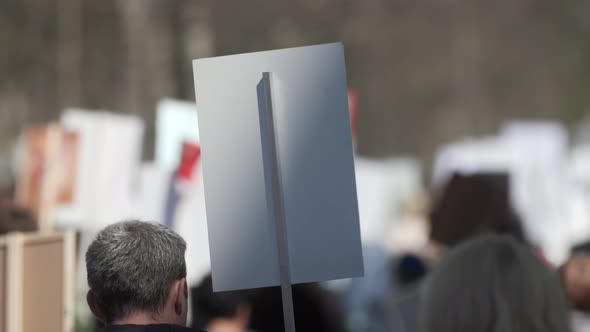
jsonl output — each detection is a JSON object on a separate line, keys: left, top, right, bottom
{"left": 56, "top": 109, "right": 144, "bottom": 230}
{"left": 354, "top": 156, "right": 422, "bottom": 245}
{"left": 155, "top": 99, "right": 199, "bottom": 170}
{"left": 193, "top": 42, "right": 364, "bottom": 291}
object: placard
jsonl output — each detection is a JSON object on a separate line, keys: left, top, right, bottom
{"left": 193, "top": 43, "right": 364, "bottom": 291}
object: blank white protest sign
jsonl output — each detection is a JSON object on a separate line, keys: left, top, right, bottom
{"left": 193, "top": 43, "right": 364, "bottom": 292}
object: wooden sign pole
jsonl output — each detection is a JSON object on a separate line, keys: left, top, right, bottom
{"left": 257, "top": 72, "right": 296, "bottom": 332}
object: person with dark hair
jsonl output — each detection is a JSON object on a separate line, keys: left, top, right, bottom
{"left": 373, "top": 172, "right": 528, "bottom": 332}
{"left": 85, "top": 220, "right": 203, "bottom": 332}
{"left": 420, "top": 234, "right": 570, "bottom": 332}
{"left": 429, "top": 172, "right": 525, "bottom": 247}
{"left": 247, "top": 283, "right": 347, "bottom": 332}
{"left": 190, "top": 273, "right": 346, "bottom": 332}
{"left": 191, "top": 274, "right": 251, "bottom": 332}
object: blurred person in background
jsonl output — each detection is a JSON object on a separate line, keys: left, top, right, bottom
{"left": 0, "top": 198, "right": 36, "bottom": 233}
{"left": 420, "top": 234, "right": 570, "bottom": 332}
{"left": 191, "top": 274, "right": 252, "bottom": 332}
{"left": 0, "top": 182, "right": 36, "bottom": 233}
{"left": 561, "top": 249, "right": 590, "bottom": 312}
{"left": 247, "top": 283, "right": 347, "bottom": 332}
{"left": 429, "top": 172, "right": 526, "bottom": 249}
{"left": 373, "top": 172, "right": 528, "bottom": 332}
{"left": 86, "top": 220, "right": 203, "bottom": 332}
{"left": 560, "top": 242, "right": 590, "bottom": 331}
{"left": 191, "top": 273, "right": 346, "bottom": 332}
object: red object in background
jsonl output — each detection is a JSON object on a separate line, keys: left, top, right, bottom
{"left": 348, "top": 87, "right": 358, "bottom": 137}
{"left": 176, "top": 142, "right": 201, "bottom": 182}
{"left": 532, "top": 247, "right": 554, "bottom": 268}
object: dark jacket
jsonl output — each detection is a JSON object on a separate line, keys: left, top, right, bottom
{"left": 97, "top": 324, "right": 204, "bottom": 332}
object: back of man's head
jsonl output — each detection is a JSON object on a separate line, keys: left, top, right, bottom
{"left": 86, "top": 220, "right": 187, "bottom": 325}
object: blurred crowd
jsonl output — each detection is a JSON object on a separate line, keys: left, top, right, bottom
{"left": 4, "top": 2, "right": 590, "bottom": 330}
{"left": 186, "top": 171, "right": 590, "bottom": 332}
{"left": 1, "top": 100, "right": 590, "bottom": 332}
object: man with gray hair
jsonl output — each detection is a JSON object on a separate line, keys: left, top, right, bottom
{"left": 86, "top": 220, "right": 204, "bottom": 331}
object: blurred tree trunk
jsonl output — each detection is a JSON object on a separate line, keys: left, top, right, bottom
{"left": 177, "top": 0, "right": 215, "bottom": 99}
{"left": 116, "top": 0, "right": 178, "bottom": 159}
{"left": 57, "top": 0, "right": 82, "bottom": 110}
{"left": 2, "top": 0, "right": 590, "bottom": 171}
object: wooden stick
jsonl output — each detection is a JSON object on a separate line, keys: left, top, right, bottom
{"left": 6, "top": 233, "right": 24, "bottom": 332}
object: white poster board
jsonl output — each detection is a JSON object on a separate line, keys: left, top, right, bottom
{"left": 155, "top": 99, "right": 200, "bottom": 171}
{"left": 193, "top": 43, "right": 364, "bottom": 292}
{"left": 354, "top": 157, "right": 422, "bottom": 245}
{"left": 55, "top": 109, "right": 144, "bottom": 230}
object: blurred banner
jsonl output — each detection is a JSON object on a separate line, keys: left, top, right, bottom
{"left": 15, "top": 124, "right": 79, "bottom": 232}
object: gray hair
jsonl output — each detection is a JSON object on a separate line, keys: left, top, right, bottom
{"left": 420, "top": 234, "right": 570, "bottom": 332}
{"left": 86, "top": 220, "right": 187, "bottom": 323}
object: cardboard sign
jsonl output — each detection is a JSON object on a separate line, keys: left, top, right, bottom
{"left": 16, "top": 124, "right": 79, "bottom": 231}
{"left": 193, "top": 43, "right": 364, "bottom": 291}
{"left": 2, "top": 231, "right": 76, "bottom": 332}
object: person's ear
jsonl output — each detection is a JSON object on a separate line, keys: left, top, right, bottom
{"left": 86, "top": 290, "right": 106, "bottom": 323}
{"left": 172, "top": 278, "right": 187, "bottom": 316}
